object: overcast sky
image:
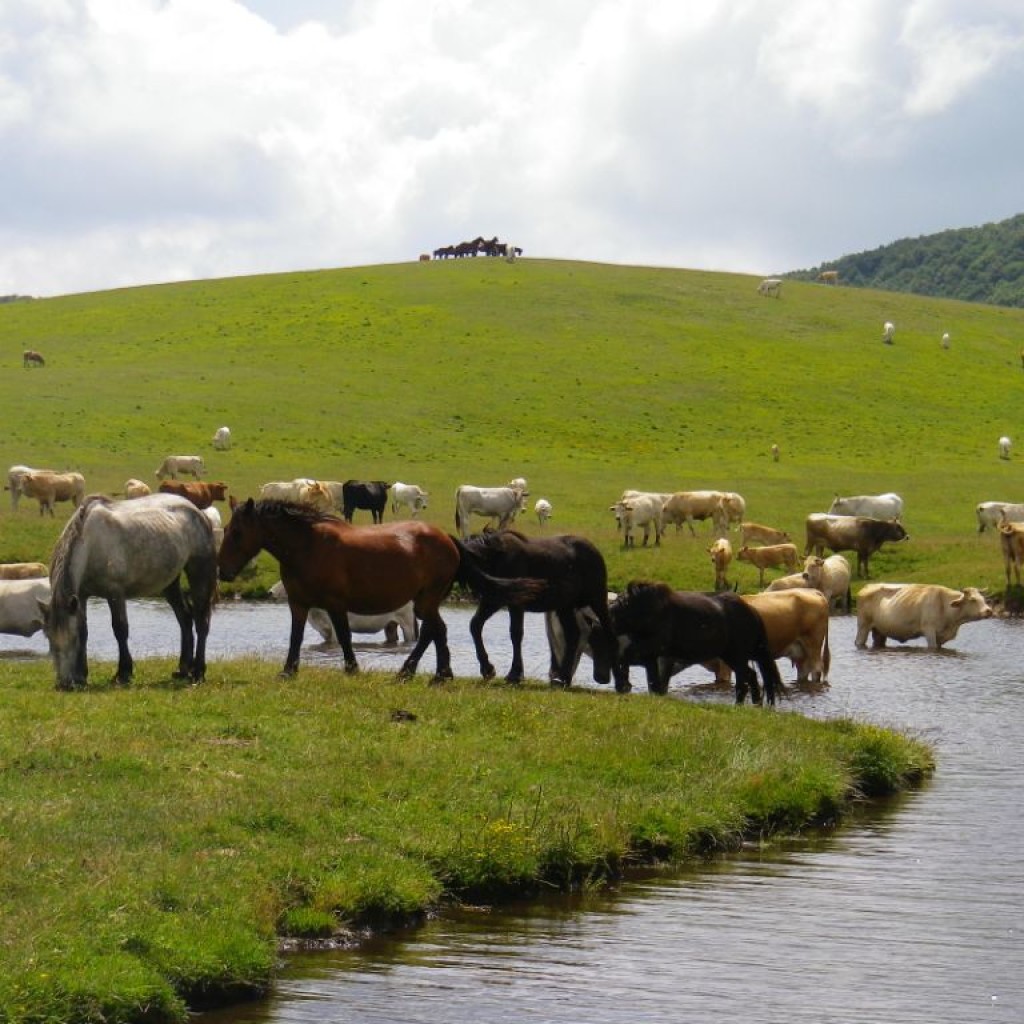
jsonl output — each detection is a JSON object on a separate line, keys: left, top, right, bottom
{"left": 2, "top": 0, "right": 1023, "bottom": 297}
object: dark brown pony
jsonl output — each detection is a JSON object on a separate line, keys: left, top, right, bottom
{"left": 22, "top": 349, "right": 45, "bottom": 367}
{"left": 218, "top": 498, "right": 460, "bottom": 681}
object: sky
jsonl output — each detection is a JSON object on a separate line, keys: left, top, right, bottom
{"left": 2, "top": 0, "right": 1024, "bottom": 297}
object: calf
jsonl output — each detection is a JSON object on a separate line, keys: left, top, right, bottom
{"left": 155, "top": 455, "right": 205, "bottom": 480}
{"left": 159, "top": 480, "right": 228, "bottom": 510}
{"left": 212, "top": 426, "right": 232, "bottom": 450}
{"left": 391, "top": 481, "right": 429, "bottom": 518}
{"left": 124, "top": 478, "right": 152, "bottom": 499}
{"left": 740, "top": 521, "right": 791, "bottom": 547}
{"left": 737, "top": 542, "right": 799, "bottom": 587}
{"left": 709, "top": 537, "right": 733, "bottom": 591}
{"left": 534, "top": 498, "right": 553, "bottom": 527}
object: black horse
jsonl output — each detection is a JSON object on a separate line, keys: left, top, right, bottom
{"left": 452, "top": 530, "right": 626, "bottom": 690}
{"left": 608, "top": 581, "right": 782, "bottom": 704}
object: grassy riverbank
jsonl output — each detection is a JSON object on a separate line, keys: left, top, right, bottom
{"left": 0, "top": 657, "right": 932, "bottom": 1024}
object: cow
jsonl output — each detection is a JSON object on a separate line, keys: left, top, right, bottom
{"left": 212, "top": 426, "right": 232, "bottom": 450}
{"left": 124, "top": 478, "right": 152, "bottom": 499}
{"left": 801, "top": 554, "right": 852, "bottom": 612}
{"left": 999, "top": 436, "right": 1012, "bottom": 460}
{"left": 455, "top": 483, "right": 527, "bottom": 539}
{"left": 259, "top": 479, "right": 331, "bottom": 509}
{"left": 508, "top": 477, "right": 530, "bottom": 511}
{"left": 770, "top": 443, "right": 780, "bottom": 462}
{"left": 736, "top": 543, "right": 799, "bottom": 587}
{"left": 341, "top": 480, "right": 391, "bottom": 523}
{"left": 203, "top": 506, "right": 224, "bottom": 550}
{"left": 6, "top": 464, "right": 37, "bottom": 511}
{"left": 612, "top": 493, "right": 664, "bottom": 547}
{"left": 0, "top": 562, "right": 48, "bottom": 580}
{"left": 155, "top": 455, "right": 205, "bottom": 480}
{"left": 804, "top": 513, "right": 908, "bottom": 578}
{"left": 855, "top": 583, "right": 992, "bottom": 650}
{"left": 883, "top": 321, "right": 895, "bottom": 344}
{"left": 766, "top": 571, "right": 812, "bottom": 593}
{"left": 744, "top": 589, "right": 831, "bottom": 684}
{"left": 998, "top": 520, "right": 1024, "bottom": 585}
{"left": 158, "top": 480, "right": 228, "bottom": 510}
{"left": 740, "top": 521, "right": 791, "bottom": 547}
{"left": 709, "top": 537, "right": 733, "bottom": 590}
{"left": 976, "top": 501, "right": 1024, "bottom": 533}
{"left": 534, "top": 498, "right": 553, "bottom": 527}
{"left": 818, "top": 270, "right": 839, "bottom": 285}
{"left": 19, "top": 470, "right": 86, "bottom": 516}
{"left": 828, "top": 492, "right": 904, "bottom": 520}
{"left": 0, "top": 578, "right": 51, "bottom": 637}
{"left": 661, "top": 490, "right": 743, "bottom": 535}
{"left": 758, "top": 277, "right": 782, "bottom": 298}
{"left": 22, "top": 349, "right": 44, "bottom": 367}
{"left": 390, "top": 481, "right": 429, "bottom": 518}
{"left": 941, "top": 332, "right": 951, "bottom": 350}
{"left": 268, "top": 581, "right": 418, "bottom": 644}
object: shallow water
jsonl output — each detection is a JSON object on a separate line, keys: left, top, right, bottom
{"left": 6, "top": 602, "right": 1023, "bottom": 1021}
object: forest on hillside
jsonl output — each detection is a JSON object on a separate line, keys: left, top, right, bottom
{"left": 787, "top": 213, "right": 1024, "bottom": 308}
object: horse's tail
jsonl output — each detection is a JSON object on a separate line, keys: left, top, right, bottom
{"left": 450, "top": 537, "right": 550, "bottom": 607}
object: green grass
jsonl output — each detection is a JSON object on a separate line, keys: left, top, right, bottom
{"left": 2, "top": 258, "right": 1021, "bottom": 596}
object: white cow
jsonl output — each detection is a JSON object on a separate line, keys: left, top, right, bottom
{"left": 212, "top": 426, "right": 232, "bottom": 450}
{"left": 0, "top": 577, "right": 51, "bottom": 637}
{"left": 999, "top": 436, "right": 1012, "bottom": 460}
{"left": 757, "top": 278, "right": 782, "bottom": 298}
{"left": 391, "top": 481, "right": 429, "bottom": 518}
{"left": 6, "top": 464, "right": 37, "bottom": 511}
{"left": 855, "top": 583, "right": 992, "bottom": 650}
{"left": 155, "top": 455, "right": 205, "bottom": 480}
{"left": 268, "top": 582, "right": 418, "bottom": 643}
{"left": 941, "top": 332, "right": 950, "bottom": 350}
{"left": 801, "top": 554, "right": 852, "bottom": 612}
{"left": 124, "top": 478, "right": 152, "bottom": 499}
{"left": 828, "top": 492, "right": 904, "bottom": 520}
{"left": 454, "top": 483, "right": 527, "bottom": 539}
{"left": 612, "top": 493, "right": 665, "bottom": 547}
{"left": 508, "top": 477, "right": 529, "bottom": 511}
{"left": 534, "top": 498, "right": 553, "bottom": 527}
{"left": 883, "top": 321, "right": 895, "bottom": 344}
{"left": 976, "top": 501, "right": 1024, "bottom": 533}
{"left": 259, "top": 479, "right": 332, "bottom": 510}
{"left": 203, "top": 506, "right": 224, "bottom": 550}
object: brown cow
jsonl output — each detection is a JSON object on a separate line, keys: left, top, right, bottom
{"left": 804, "top": 513, "right": 908, "bottom": 578}
{"left": 158, "top": 480, "right": 228, "bottom": 510}
{"left": 19, "top": 470, "right": 85, "bottom": 516}
{"left": 0, "top": 562, "right": 48, "bottom": 580}
{"left": 999, "top": 519, "right": 1024, "bottom": 585}
{"left": 737, "top": 543, "right": 799, "bottom": 587}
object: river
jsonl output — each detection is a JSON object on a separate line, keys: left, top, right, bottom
{"left": 3, "top": 601, "right": 1022, "bottom": 1021}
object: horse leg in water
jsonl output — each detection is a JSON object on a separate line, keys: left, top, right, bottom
{"left": 107, "top": 596, "right": 135, "bottom": 684}
{"left": 732, "top": 662, "right": 762, "bottom": 705}
{"left": 468, "top": 601, "right": 502, "bottom": 679}
{"left": 326, "top": 611, "right": 359, "bottom": 673}
{"left": 162, "top": 578, "right": 195, "bottom": 681}
{"left": 283, "top": 602, "right": 311, "bottom": 677}
{"left": 398, "top": 610, "right": 453, "bottom": 682}
{"left": 507, "top": 606, "right": 527, "bottom": 683}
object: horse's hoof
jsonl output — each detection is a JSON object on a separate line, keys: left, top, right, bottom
{"left": 344, "top": 661, "right": 360, "bottom": 674}
{"left": 505, "top": 673, "right": 523, "bottom": 685}
{"left": 549, "top": 678, "right": 570, "bottom": 690}
{"left": 480, "top": 666, "right": 496, "bottom": 680}
{"left": 614, "top": 682, "right": 632, "bottom": 694}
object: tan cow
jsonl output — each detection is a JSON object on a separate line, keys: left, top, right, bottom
{"left": 124, "top": 478, "right": 152, "bottom": 499}
{"left": 19, "top": 470, "right": 86, "bottom": 516}
{"left": 801, "top": 554, "right": 852, "bottom": 612}
{"left": 159, "top": 480, "right": 229, "bottom": 510}
{"left": 998, "top": 520, "right": 1024, "bottom": 585}
{"left": 740, "top": 521, "right": 791, "bottom": 547}
{"left": 855, "top": 583, "right": 992, "bottom": 649}
{"left": 709, "top": 537, "right": 733, "bottom": 590}
{"left": 737, "top": 543, "right": 799, "bottom": 587}
{"left": 0, "top": 562, "right": 48, "bottom": 580}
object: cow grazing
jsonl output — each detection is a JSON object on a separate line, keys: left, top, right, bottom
{"left": 19, "top": 470, "right": 86, "bottom": 517}
{"left": 391, "top": 482, "right": 429, "bottom": 518}
{"left": 259, "top": 479, "right": 332, "bottom": 510}
{"left": 342, "top": 480, "right": 391, "bottom": 523}
{"left": 818, "top": 270, "right": 839, "bottom": 285}
{"left": 455, "top": 483, "right": 527, "bottom": 540}
{"left": 212, "top": 426, "right": 232, "bottom": 450}
{"left": 0, "top": 578, "right": 51, "bottom": 637}
{"left": 801, "top": 554, "right": 852, "bottom": 612}
{"left": 268, "top": 581, "right": 417, "bottom": 644}
{"left": 883, "top": 321, "right": 895, "bottom": 344}
{"left": 534, "top": 498, "right": 552, "bottom": 527}
{"left": 609, "top": 582, "right": 782, "bottom": 703}
{"left": 740, "top": 521, "right": 791, "bottom": 547}
{"left": 22, "top": 349, "right": 45, "bottom": 367}
{"left": 828, "top": 492, "right": 904, "bottom": 520}
{"left": 124, "top": 478, "right": 152, "bottom": 499}
{"left": 709, "top": 537, "right": 733, "bottom": 590}
{"left": 999, "top": 520, "right": 1024, "bottom": 585}
{"left": 941, "top": 332, "right": 951, "bottom": 350}
{"left": 804, "top": 513, "right": 908, "bottom": 578}
{"left": 757, "top": 277, "right": 782, "bottom": 298}
{"left": 661, "top": 490, "right": 743, "bottom": 535}
{"left": 612, "top": 493, "right": 664, "bottom": 547}
{"left": 0, "top": 562, "right": 48, "bottom": 580}
{"left": 855, "top": 583, "right": 992, "bottom": 650}
{"left": 999, "top": 436, "right": 1012, "bottom": 460}
{"left": 155, "top": 455, "right": 205, "bottom": 480}
{"left": 158, "top": 480, "right": 228, "bottom": 510}
{"left": 771, "top": 443, "right": 780, "bottom": 462}
{"left": 737, "top": 543, "right": 799, "bottom": 587}
{"left": 6, "top": 464, "right": 37, "bottom": 511}
{"left": 976, "top": 501, "right": 1024, "bottom": 533}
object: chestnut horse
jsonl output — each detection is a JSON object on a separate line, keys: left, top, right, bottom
{"left": 219, "top": 499, "right": 547, "bottom": 682}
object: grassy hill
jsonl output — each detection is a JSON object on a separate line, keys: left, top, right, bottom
{"left": 2, "top": 257, "right": 1024, "bottom": 596}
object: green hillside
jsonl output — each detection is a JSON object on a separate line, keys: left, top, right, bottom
{"left": 788, "top": 213, "right": 1024, "bottom": 307}
{"left": 2, "top": 257, "right": 1024, "bottom": 595}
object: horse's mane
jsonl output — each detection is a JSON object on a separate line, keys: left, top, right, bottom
{"left": 461, "top": 528, "right": 529, "bottom": 553}
{"left": 49, "top": 495, "right": 112, "bottom": 604}
{"left": 252, "top": 498, "right": 342, "bottom": 525}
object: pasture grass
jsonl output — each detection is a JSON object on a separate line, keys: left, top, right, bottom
{"left": 0, "top": 658, "right": 933, "bottom": 1024}
{"left": 2, "top": 258, "right": 1023, "bottom": 595}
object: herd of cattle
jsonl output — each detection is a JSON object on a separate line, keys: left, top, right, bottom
{"left": 428, "top": 236, "right": 522, "bottom": 261}
{"left": 0, "top": 457, "right": 1015, "bottom": 698}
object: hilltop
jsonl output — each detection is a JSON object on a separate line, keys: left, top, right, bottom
{"left": 2, "top": 257, "right": 1024, "bottom": 594}
{"left": 788, "top": 213, "right": 1024, "bottom": 308}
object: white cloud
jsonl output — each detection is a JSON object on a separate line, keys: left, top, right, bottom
{"left": 0, "top": 0, "right": 1023, "bottom": 295}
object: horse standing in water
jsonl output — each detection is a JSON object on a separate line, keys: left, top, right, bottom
{"left": 45, "top": 493, "right": 217, "bottom": 690}
{"left": 452, "top": 530, "right": 627, "bottom": 690}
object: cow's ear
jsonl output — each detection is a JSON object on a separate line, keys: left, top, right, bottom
{"left": 951, "top": 593, "right": 965, "bottom": 607}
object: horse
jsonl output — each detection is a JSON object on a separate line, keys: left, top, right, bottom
{"left": 22, "top": 349, "right": 44, "bottom": 367}
{"left": 607, "top": 581, "right": 782, "bottom": 704}
{"left": 44, "top": 493, "right": 217, "bottom": 690}
{"left": 451, "top": 530, "right": 626, "bottom": 690}
{"left": 218, "top": 498, "right": 464, "bottom": 681}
